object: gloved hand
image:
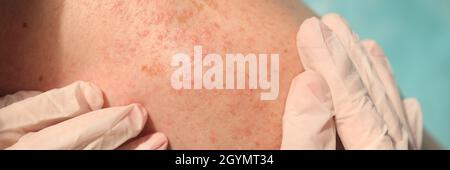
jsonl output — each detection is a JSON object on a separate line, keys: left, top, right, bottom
{"left": 281, "top": 14, "right": 423, "bottom": 150}
{"left": 0, "top": 81, "right": 168, "bottom": 150}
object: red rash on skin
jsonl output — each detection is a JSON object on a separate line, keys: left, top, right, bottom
{"left": 111, "top": 1, "right": 301, "bottom": 148}
{"left": 0, "top": 0, "right": 314, "bottom": 149}
{"left": 137, "top": 30, "right": 150, "bottom": 38}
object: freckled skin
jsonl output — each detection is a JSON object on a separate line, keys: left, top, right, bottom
{"left": 0, "top": 0, "right": 315, "bottom": 149}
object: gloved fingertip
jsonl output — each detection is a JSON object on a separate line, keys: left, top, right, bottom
{"left": 321, "top": 13, "right": 357, "bottom": 42}
{"left": 297, "top": 17, "right": 336, "bottom": 71}
{"left": 140, "top": 132, "right": 169, "bottom": 150}
{"left": 322, "top": 13, "right": 350, "bottom": 27}
{"left": 362, "top": 40, "right": 386, "bottom": 58}
{"left": 152, "top": 132, "right": 169, "bottom": 150}
{"left": 117, "top": 132, "right": 168, "bottom": 150}
{"left": 297, "top": 17, "right": 327, "bottom": 48}
{"left": 127, "top": 103, "right": 149, "bottom": 129}
{"left": 76, "top": 81, "right": 104, "bottom": 110}
{"left": 131, "top": 103, "right": 147, "bottom": 114}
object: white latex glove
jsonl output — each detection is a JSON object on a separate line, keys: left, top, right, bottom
{"left": 281, "top": 14, "right": 423, "bottom": 150}
{"left": 0, "top": 81, "right": 168, "bottom": 150}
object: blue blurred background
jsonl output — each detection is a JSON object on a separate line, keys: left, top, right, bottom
{"left": 304, "top": 0, "right": 450, "bottom": 149}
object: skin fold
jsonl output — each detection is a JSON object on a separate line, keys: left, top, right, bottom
{"left": 0, "top": 0, "right": 315, "bottom": 149}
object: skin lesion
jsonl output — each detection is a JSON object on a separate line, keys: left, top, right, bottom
{"left": 140, "top": 59, "right": 168, "bottom": 77}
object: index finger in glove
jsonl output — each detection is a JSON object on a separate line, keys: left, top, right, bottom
{"left": 0, "top": 81, "right": 104, "bottom": 148}
{"left": 7, "top": 104, "right": 147, "bottom": 150}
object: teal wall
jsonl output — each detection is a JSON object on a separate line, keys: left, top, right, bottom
{"left": 304, "top": 0, "right": 450, "bottom": 149}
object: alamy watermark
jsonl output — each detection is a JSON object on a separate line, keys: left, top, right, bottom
{"left": 170, "top": 45, "right": 279, "bottom": 101}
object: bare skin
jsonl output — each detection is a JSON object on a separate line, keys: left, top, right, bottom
{"left": 0, "top": 0, "right": 316, "bottom": 149}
